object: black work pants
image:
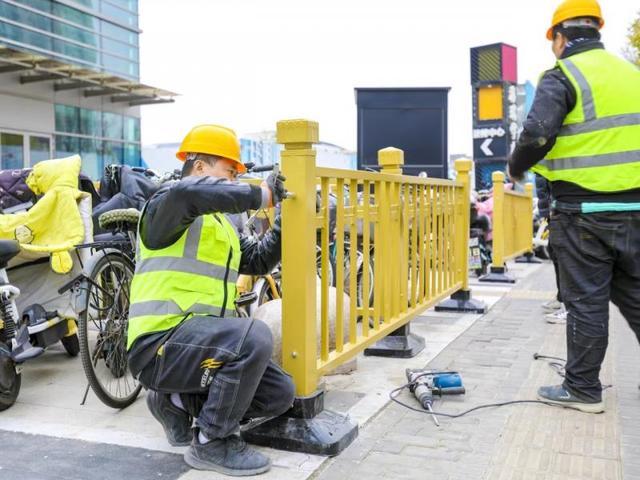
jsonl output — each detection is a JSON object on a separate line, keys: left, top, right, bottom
{"left": 551, "top": 212, "right": 640, "bottom": 401}
{"left": 137, "top": 316, "right": 295, "bottom": 439}
{"left": 547, "top": 242, "right": 562, "bottom": 303}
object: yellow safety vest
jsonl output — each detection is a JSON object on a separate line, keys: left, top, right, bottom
{"left": 532, "top": 49, "right": 640, "bottom": 192}
{"left": 127, "top": 212, "right": 241, "bottom": 349}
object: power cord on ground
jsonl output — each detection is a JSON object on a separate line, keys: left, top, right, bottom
{"left": 389, "top": 382, "right": 569, "bottom": 418}
{"left": 391, "top": 354, "right": 613, "bottom": 421}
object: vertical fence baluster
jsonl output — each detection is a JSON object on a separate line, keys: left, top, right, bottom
{"left": 320, "top": 177, "right": 330, "bottom": 362}
{"left": 362, "top": 180, "right": 371, "bottom": 336}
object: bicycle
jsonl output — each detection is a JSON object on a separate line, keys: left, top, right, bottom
{"left": 67, "top": 208, "right": 141, "bottom": 409}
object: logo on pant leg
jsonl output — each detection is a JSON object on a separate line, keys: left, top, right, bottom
{"left": 200, "top": 358, "right": 223, "bottom": 387}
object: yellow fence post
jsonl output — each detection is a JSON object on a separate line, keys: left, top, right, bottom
{"left": 513, "top": 181, "right": 542, "bottom": 265}
{"left": 492, "top": 171, "right": 505, "bottom": 269}
{"left": 524, "top": 183, "right": 534, "bottom": 258}
{"left": 363, "top": 147, "right": 426, "bottom": 357}
{"left": 479, "top": 170, "right": 516, "bottom": 283}
{"left": 435, "top": 158, "right": 486, "bottom": 313}
{"left": 243, "top": 119, "right": 359, "bottom": 457}
{"left": 277, "top": 119, "right": 319, "bottom": 397}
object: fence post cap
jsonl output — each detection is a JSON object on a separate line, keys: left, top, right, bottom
{"left": 492, "top": 170, "right": 506, "bottom": 182}
{"left": 378, "top": 147, "right": 404, "bottom": 168}
{"left": 454, "top": 158, "right": 472, "bottom": 172}
{"left": 276, "top": 119, "right": 319, "bottom": 145}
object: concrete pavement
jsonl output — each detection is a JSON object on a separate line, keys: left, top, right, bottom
{"left": 6, "top": 261, "right": 636, "bottom": 479}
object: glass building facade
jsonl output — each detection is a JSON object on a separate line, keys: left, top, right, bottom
{"left": 0, "top": 0, "right": 139, "bottom": 79}
{"left": 0, "top": 0, "right": 158, "bottom": 178}
{"left": 54, "top": 104, "right": 141, "bottom": 178}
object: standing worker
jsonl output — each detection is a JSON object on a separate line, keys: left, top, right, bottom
{"left": 127, "top": 124, "right": 294, "bottom": 476}
{"left": 508, "top": 0, "right": 640, "bottom": 413}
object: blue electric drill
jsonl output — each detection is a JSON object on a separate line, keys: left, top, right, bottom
{"left": 406, "top": 369, "right": 465, "bottom": 426}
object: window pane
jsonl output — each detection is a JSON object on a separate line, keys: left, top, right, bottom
{"left": 102, "top": 112, "right": 123, "bottom": 139}
{"left": 80, "top": 138, "right": 102, "bottom": 179}
{"left": 71, "top": 0, "right": 100, "bottom": 10}
{"left": 52, "top": 3, "right": 98, "bottom": 30}
{"left": 102, "top": 36, "right": 138, "bottom": 61}
{"left": 1, "top": 133, "right": 24, "bottom": 170}
{"left": 0, "top": 2, "right": 53, "bottom": 32}
{"left": 0, "top": 20, "right": 53, "bottom": 51}
{"left": 103, "top": 141, "right": 123, "bottom": 166}
{"left": 55, "top": 105, "right": 80, "bottom": 134}
{"left": 20, "top": 0, "right": 53, "bottom": 15}
{"left": 123, "top": 143, "right": 140, "bottom": 167}
{"left": 54, "top": 135, "right": 79, "bottom": 159}
{"left": 104, "top": 0, "right": 138, "bottom": 14}
{"left": 102, "top": 52, "right": 138, "bottom": 78}
{"left": 79, "top": 108, "right": 102, "bottom": 136}
{"left": 101, "top": 20, "right": 137, "bottom": 45}
{"left": 29, "top": 136, "right": 50, "bottom": 165}
{"left": 53, "top": 20, "right": 98, "bottom": 47}
{"left": 52, "top": 37, "right": 99, "bottom": 64}
{"left": 123, "top": 116, "right": 140, "bottom": 142}
{"left": 101, "top": 2, "right": 137, "bottom": 28}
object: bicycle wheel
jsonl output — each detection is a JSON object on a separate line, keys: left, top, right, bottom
{"left": 316, "top": 246, "right": 334, "bottom": 286}
{"left": 78, "top": 251, "right": 141, "bottom": 409}
{"left": 256, "top": 272, "right": 282, "bottom": 307}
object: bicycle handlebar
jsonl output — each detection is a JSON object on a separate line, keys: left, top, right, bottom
{"left": 249, "top": 164, "right": 276, "bottom": 173}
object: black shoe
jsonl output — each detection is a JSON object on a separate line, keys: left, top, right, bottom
{"left": 146, "top": 391, "right": 193, "bottom": 446}
{"left": 537, "top": 384, "right": 604, "bottom": 413}
{"left": 184, "top": 431, "right": 271, "bottom": 476}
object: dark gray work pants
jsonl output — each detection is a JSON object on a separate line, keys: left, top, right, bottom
{"left": 551, "top": 211, "right": 640, "bottom": 401}
{"left": 138, "top": 316, "right": 295, "bottom": 439}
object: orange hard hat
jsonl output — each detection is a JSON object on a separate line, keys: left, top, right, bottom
{"left": 546, "top": 0, "right": 604, "bottom": 40}
{"left": 176, "top": 124, "right": 246, "bottom": 174}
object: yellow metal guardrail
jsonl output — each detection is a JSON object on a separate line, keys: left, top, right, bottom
{"left": 489, "top": 171, "right": 534, "bottom": 270}
{"left": 278, "top": 119, "right": 473, "bottom": 396}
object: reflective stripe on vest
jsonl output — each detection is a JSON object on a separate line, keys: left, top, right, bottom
{"left": 127, "top": 212, "right": 241, "bottom": 349}
{"left": 532, "top": 49, "right": 640, "bottom": 192}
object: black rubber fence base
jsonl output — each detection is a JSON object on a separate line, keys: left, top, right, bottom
{"left": 479, "top": 266, "right": 516, "bottom": 283}
{"left": 435, "top": 289, "right": 487, "bottom": 313}
{"left": 363, "top": 323, "right": 425, "bottom": 358}
{"left": 242, "top": 390, "right": 358, "bottom": 456}
{"left": 515, "top": 253, "right": 542, "bottom": 264}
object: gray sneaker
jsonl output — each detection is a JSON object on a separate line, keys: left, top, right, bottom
{"left": 146, "top": 391, "right": 193, "bottom": 446}
{"left": 542, "top": 299, "right": 563, "bottom": 312}
{"left": 537, "top": 384, "right": 604, "bottom": 413}
{"left": 544, "top": 306, "right": 567, "bottom": 324}
{"left": 184, "top": 432, "right": 271, "bottom": 476}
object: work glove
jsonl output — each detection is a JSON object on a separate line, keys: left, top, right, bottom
{"left": 265, "top": 171, "right": 287, "bottom": 206}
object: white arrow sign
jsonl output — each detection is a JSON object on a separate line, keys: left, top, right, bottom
{"left": 480, "top": 138, "right": 494, "bottom": 156}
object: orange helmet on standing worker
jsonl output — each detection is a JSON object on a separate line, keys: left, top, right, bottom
{"left": 546, "top": 0, "right": 604, "bottom": 40}
{"left": 176, "top": 124, "right": 246, "bottom": 174}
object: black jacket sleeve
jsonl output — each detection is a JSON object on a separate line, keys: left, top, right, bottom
{"left": 508, "top": 68, "right": 576, "bottom": 178}
{"left": 140, "top": 176, "right": 265, "bottom": 249}
{"left": 535, "top": 174, "right": 552, "bottom": 218}
{"left": 238, "top": 215, "right": 282, "bottom": 275}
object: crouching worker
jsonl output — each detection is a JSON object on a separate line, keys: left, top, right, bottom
{"left": 127, "top": 124, "right": 294, "bottom": 476}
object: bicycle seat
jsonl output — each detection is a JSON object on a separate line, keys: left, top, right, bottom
{"left": 0, "top": 240, "right": 20, "bottom": 269}
{"left": 98, "top": 209, "right": 141, "bottom": 230}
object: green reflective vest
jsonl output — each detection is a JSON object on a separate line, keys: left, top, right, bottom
{"left": 127, "top": 213, "right": 241, "bottom": 349}
{"left": 532, "top": 49, "right": 640, "bottom": 192}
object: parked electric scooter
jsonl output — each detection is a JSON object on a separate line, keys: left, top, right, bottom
{"left": 0, "top": 239, "right": 81, "bottom": 411}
